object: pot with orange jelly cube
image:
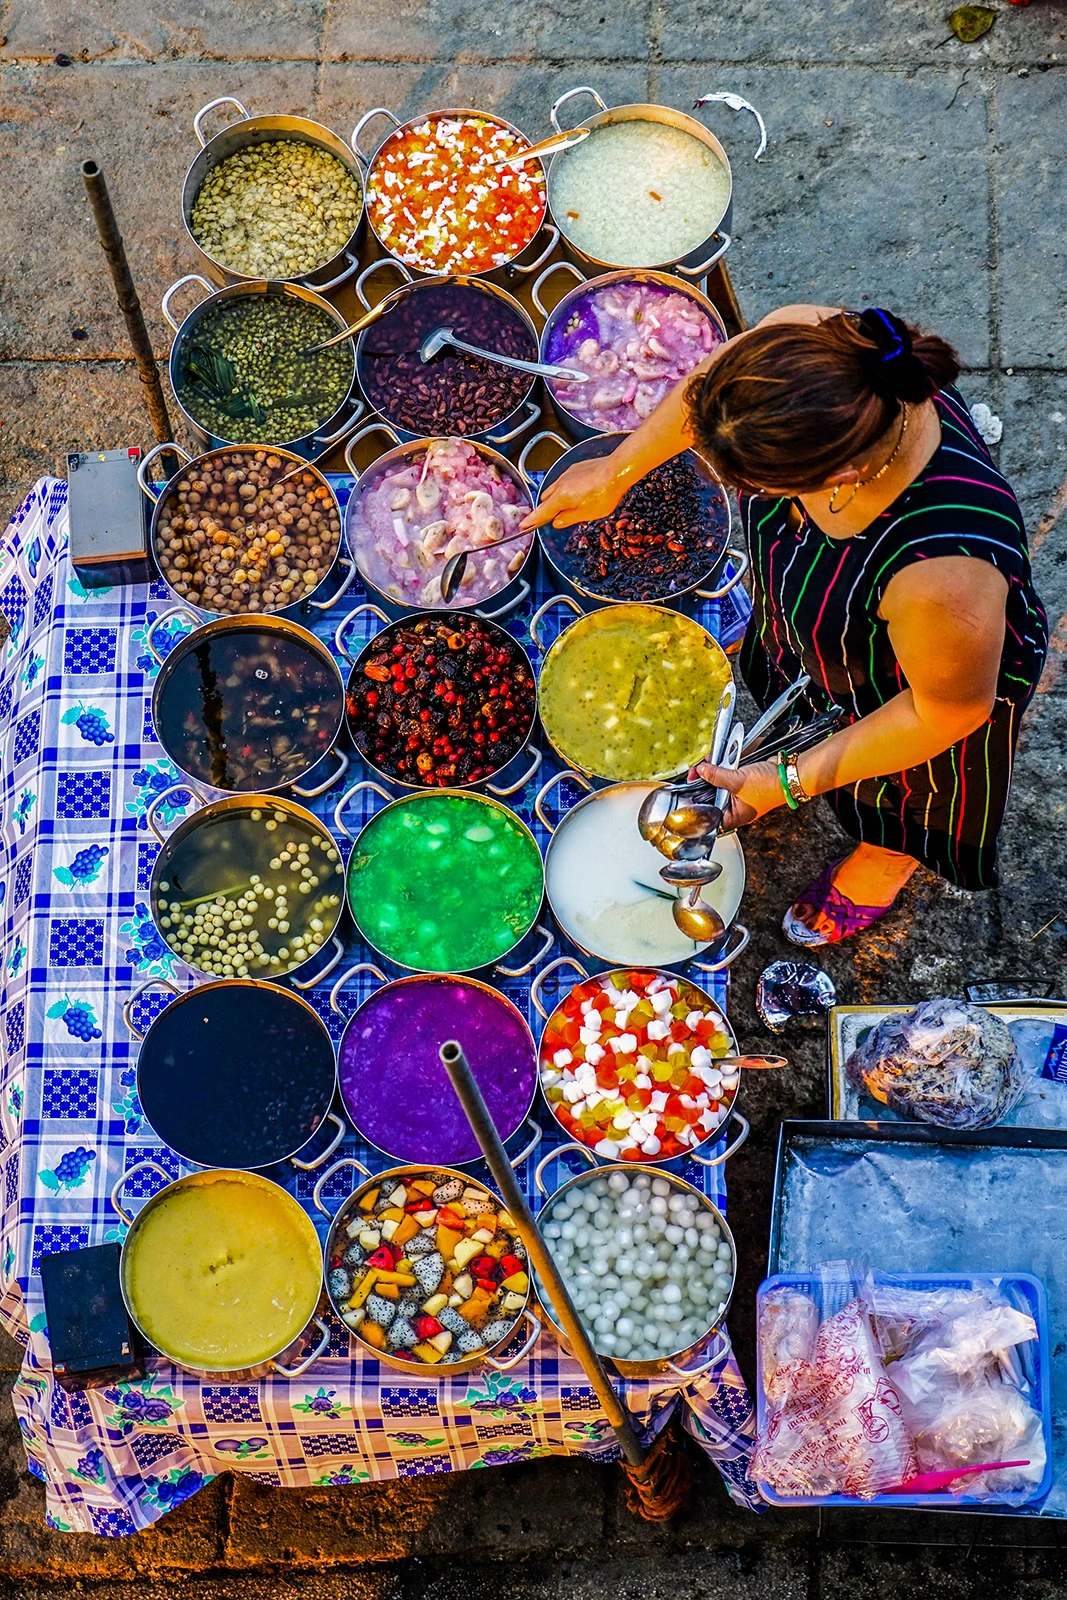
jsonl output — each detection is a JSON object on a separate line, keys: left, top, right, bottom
{"left": 531, "top": 960, "right": 750, "bottom": 1168}
{"left": 312, "top": 1159, "right": 541, "bottom": 1372}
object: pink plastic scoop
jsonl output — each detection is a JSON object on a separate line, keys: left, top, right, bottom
{"left": 884, "top": 1460, "right": 1030, "bottom": 1494}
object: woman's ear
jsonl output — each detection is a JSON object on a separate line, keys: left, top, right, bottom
{"left": 820, "top": 465, "right": 860, "bottom": 489}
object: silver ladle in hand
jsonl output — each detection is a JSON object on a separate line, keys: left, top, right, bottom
{"left": 418, "top": 326, "right": 590, "bottom": 383}
{"left": 664, "top": 721, "right": 745, "bottom": 944}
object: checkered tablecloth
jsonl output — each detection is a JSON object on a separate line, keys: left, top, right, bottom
{"left": 0, "top": 476, "right": 759, "bottom": 1535}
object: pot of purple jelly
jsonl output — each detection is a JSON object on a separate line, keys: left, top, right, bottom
{"left": 328, "top": 964, "right": 542, "bottom": 1169}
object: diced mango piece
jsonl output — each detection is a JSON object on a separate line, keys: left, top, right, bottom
{"left": 436, "top": 1225, "right": 464, "bottom": 1259}
{"left": 458, "top": 1289, "right": 495, "bottom": 1323}
{"left": 373, "top": 1269, "right": 417, "bottom": 1287}
{"left": 453, "top": 1238, "right": 482, "bottom": 1269}
{"left": 484, "top": 1241, "right": 506, "bottom": 1260}
{"left": 348, "top": 1270, "right": 378, "bottom": 1308}
{"left": 361, "top": 1321, "right": 386, "bottom": 1350}
{"left": 358, "top": 1188, "right": 379, "bottom": 1212}
{"left": 374, "top": 1281, "right": 399, "bottom": 1300}
{"left": 413, "top": 1340, "right": 446, "bottom": 1364}
{"left": 392, "top": 1215, "right": 419, "bottom": 1247}
{"left": 501, "top": 1271, "right": 529, "bottom": 1294}
{"left": 421, "top": 1293, "right": 448, "bottom": 1316}
{"left": 379, "top": 1206, "right": 406, "bottom": 1223}
{"left": 410, "top": 1179, "right": 437, "bottom": 1197}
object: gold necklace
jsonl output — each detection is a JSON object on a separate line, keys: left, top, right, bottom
{"left": 828, "top": 404, "right": 909, "bottom": 514}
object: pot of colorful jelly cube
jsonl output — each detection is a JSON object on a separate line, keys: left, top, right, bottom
{"left": 314, "top": 1159, "right": 541, "bottom": 1373}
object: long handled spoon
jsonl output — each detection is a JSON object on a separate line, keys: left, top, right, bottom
{"left": 441, "top": 523, "right": 533, "bottom": 603}
{"left": 492, "top": 126, "right": 591, "bottom": 168}
{"left": 300, "top": 285, "right": 411, "bottom": 357}
{"left": 418, "top": 325, "right": 590, "bottom": 383}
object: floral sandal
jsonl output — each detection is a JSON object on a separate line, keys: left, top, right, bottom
{"left": 782, "top": 857, "right": 898, "bottom": 947}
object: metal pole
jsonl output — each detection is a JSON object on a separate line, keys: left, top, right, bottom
{"left": 80, "top": 159, "right": 176, "bottom": 456}
{"left": 439, "top": 1039, "right": 647, "bottom": 1469}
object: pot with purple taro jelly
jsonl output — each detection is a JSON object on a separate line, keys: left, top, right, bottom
{"left": 328, "top": 963, "right": 541, "bottom": 1169}
{"left": 353, "top": 262, "right": 541, "bottom": 450}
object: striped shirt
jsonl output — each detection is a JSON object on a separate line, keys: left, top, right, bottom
{"left": 739, "top": 386, "right": 1048, "bottom": 888}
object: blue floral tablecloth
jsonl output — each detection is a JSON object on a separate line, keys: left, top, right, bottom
{"left": 0, "top": 476, "right": 759, "bottom": 1535}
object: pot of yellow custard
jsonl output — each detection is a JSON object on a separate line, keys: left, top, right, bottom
{"left": 113, "top": 1162, "right": 328, "bottom": 1377}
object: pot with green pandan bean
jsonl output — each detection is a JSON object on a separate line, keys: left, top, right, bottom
{"left": 163, "top": 275, "right": 363, "bottom": 457}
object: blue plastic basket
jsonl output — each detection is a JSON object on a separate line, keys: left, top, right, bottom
{"left": 754, "top": 1271, "right": 1053, "bottom": 1510}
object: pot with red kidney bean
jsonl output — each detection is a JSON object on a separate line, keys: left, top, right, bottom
{"left": 334, "top": 602, "right": 541, "bottom": 796}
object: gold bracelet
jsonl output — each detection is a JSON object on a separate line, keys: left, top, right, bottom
{"left": 783, "top": 752, "right": 812, "bottom": 805}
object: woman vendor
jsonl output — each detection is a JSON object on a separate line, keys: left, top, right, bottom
{"left": 523, "top": 307, "right": 1048, "bottom": 946}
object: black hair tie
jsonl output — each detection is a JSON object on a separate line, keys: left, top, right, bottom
{"left": 857, "top": 307, "right": 930, "bottom": 401}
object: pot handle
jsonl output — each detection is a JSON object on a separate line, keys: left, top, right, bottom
{"left": 304, "top": 252, "right": 361, "bottom": 296}
{"left": 517, "top": 429, "right": 569, "bottom": 489}
{"left": 485, "top": 1307, "right": 542, "bottom": 1371}
{"left": 161, "top": 273, "right": 215, "bottom": 333}
{"left": 334, "top": 601, "right": 391, "bottom": 663}
{"left": 692, "top": 922, "right": 750, "bottom": 975}
{"left": 484, "top": 399, "right": 541, "bottom": 448}
{"left": 110, "top": 1159, "right": 171, "bottom": 1227}
{"left": 350, "top": 106, "right": 402, "bottom": 166}
{"left": 534, "top": 1139, "right": 596, "bottom": 1197}
{"left": 689, "top": 1110, "right": 749, "bottom": 1168}
{"left": 290, "top": 1109, "right": 347, "bottom": 1172}
{"left": 307, "top": 555, "right": 358, "bottom": 613}
{"left": 531, "top": 259, "right": 584, "bottom": 321}
{"left": 354, "top": 255, "right": 413, "bottom": 311}
{"left": 290, "top": 934, "right": 346, "bottom": 992}
{"left": 193, "top": 95, "right": 250, "bottom": 147}
{"left": 506, "top": 224, "right": 560, "bottom": 278}
{"left": 486, "top": 744, "right": 542, "bottom": 799}
{"left": 528, "top": 592, "right": 582, "bottom": 650}
{"left": 674, "top": 231, "right": 733, "bottom": 280}
{"left": 269, "top": 1316, "right": 331, "bottom": 1378}
{"left": 550, "top": 86, "right": 608, "bottom": 134}
{"left": 329, "top": 959, "right": 387, "bottom": 1013}
{"left": 136, "top": 441, "right": 191, "bottom": 506}
{"left": 495, "top": 923, "right": 554, "bottom": 978}
{"left": 533, "top": 768, "right": 592, "bottom": 836}
{"left": 508, "top": 1119, "right": 542, "bottom": 1171}
{"left": 144, "top": 605, "right": 199, "bottom": 665}
{"left": 530, "top": 954, "right": 590, "bottom": 1021}
{"left": 145, "top": 780, "right": 202, "bottom": 845}
{"left": 292, "top": 748, "right": 350, "bottom": 799}
{"left": 695, "top": 546, "right": 749, "bottom": 602}
{"left": 312, "top": 400, "right": 367, "bottom": 451}
{"left": 693, "top": 92, "right": 767, "bottom": 161}
{"left": 312, "top": 1155, "right": 374, "bottom": 1219}
{"left": 121, "top": 976, "right": 181, "bottom": 1041}
{"left": 475, "top": 579, "right": 531, "bottom": 623}
{"left": 344, "top": 420, "right": 402, "bottom": 480}
{"left": 666, "top": 1328, "right": 731, "bottom": 1379}
{"left": 334, "top": 777, "right": 394, "bottom": 840}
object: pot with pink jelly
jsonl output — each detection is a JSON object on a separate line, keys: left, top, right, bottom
{"left": 328, "top": 962, "right": 542, "bottom": 1170}
{"left": 533, "top": 263, "right": 727, "bottom": 441}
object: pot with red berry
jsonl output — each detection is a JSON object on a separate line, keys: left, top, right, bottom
{"left": 335, "top": 604, "right": 540, "bottom": 796}
{"left": 314, "top": 1158, "right": 541, "bottom": 1373}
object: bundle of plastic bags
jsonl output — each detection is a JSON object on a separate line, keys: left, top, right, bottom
{"left": 754, "top": 1265, "right": 1045, "bottom": 1503}
{"left": 845, "top": 998, "right": 1024, "bottom": 1129}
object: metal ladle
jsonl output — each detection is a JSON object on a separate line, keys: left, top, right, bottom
{"left": 299, "top": 285, "right": 411, "bottom": 357}
{"left": 440, "top": 524, "right": 533, "bottom": 603}
{"left": 417, "top": 326, "right": 590, "bottom": 383}
{"left": 667, "top": 721, "right": 745, "bottom": 944}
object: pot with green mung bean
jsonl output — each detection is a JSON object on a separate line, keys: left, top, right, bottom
{"left": 164, "top": 276, "right": 361, "bottom": 456}
{"left": 183, "top": 96, "right": 365, "bottom": 290}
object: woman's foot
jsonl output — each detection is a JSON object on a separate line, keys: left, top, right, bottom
{"left": 782, "top": 845, "right": 919, "bottom": 947}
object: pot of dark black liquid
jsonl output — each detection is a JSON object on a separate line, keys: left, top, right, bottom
{"left": 354, "top": 265, "right": 541, "bottom": 450}
{"left": 122, "top": 976, "right": 344, "bottom": 1174}
{"left": 146, "top": 609, "right": 347, "bottom": 797}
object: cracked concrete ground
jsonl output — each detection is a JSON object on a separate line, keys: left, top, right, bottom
{"left": 3, "top": 0, "right": 1067, "bottom": 1591}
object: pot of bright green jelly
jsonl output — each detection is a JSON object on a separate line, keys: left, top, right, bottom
{"left": 347, "top": 791, "right": 544, "bottom": 973}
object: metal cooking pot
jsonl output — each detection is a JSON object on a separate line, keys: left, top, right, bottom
{"left": 333, "top": 602, "right": 540, "bottom": 797}
{"left": 351, "top": 106, "right": 559, "bottom": 284}
{"left": 531, "top": 771, "right": 749, "bottom": 974}
{"left": 144, "top": 608, "right": 348, "bottom": 799}
{"left": 182, "top": 96, "right": 364, "bottom": 292}
{"left": 341, "top": 423, "right": 538, "bottom": 622}
{"left": 112, "top": 1161, "right": 330, "bottom": 1379}
{"left": 529, "top": 956, "right": 749, "bottom": 1168}
{"left": 532, "top": 1147, "right": 737, "bottom": 1378}
{"left": 351, "top": 259, "right": 541, "bottom": 451}
{"left": 327, "top": 962, "right": 541, "bottom": 1168}
{"left": 136, "top": 440, "right": 356, "bottom": 622}
{"left": 525, "top": 429, "right": 748, "bottom": 613}
{"left": 332, "top": 780, "right": 545, "bottom": 976}
{"left": 531, "top": 260, "right": 728, "bottom": 442}
{"left": 121, "top": 976, "right": 345, "bottom": 1174}
{"left": 543, "top": 86, "right": 762, "bottom": 279}
{"left": 143, "top": 786, "right": 346, "bottom": 990}
{"left": 162, "top": 274, "right": 363, "bottom": 459}
{"left": 529, "top": 598, "right": 736, "bottom": 782}
{"left": 313, "top": 1156, "right": 541, "bottom": 1374}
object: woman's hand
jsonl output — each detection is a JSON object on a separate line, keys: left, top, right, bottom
{"left": 688, "top": 758, "right": 786, "bottom": 831}
{"left": 520, "top": 456, "right": 629, "bottom": 531}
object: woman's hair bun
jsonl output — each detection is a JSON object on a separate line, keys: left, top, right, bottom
{"left": 857, "top": 307, "right": 948, "bottom": 405}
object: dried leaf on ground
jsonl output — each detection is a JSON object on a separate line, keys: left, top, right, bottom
{"left": 947, "top": 5, "right": 997, "bottom": 42}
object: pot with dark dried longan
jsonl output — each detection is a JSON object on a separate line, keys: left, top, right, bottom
{"left": 146, "top": 445, "right": 344, "bottom": 617}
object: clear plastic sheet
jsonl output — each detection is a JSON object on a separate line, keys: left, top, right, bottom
{"left": 773, "top": 1132, "right": 1067, "bottom": 1516}
{"left": 845, "top": 999, "right": 1024, "bottom": 1129}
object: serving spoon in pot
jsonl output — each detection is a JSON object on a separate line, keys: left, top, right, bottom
{"left": 417, "top": 326, "right": 590, "bottom": 383}
{"left": 440, "top": 524, "right": 534, "bottom": 603}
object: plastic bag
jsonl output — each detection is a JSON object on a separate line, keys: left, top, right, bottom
{"left": 844, "top": 997, "right": 1023, "bottom": 1129}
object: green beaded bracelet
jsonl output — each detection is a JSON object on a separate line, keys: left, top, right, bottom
{"left": 777, "top": 757, "right": 799, "bottom": 810}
